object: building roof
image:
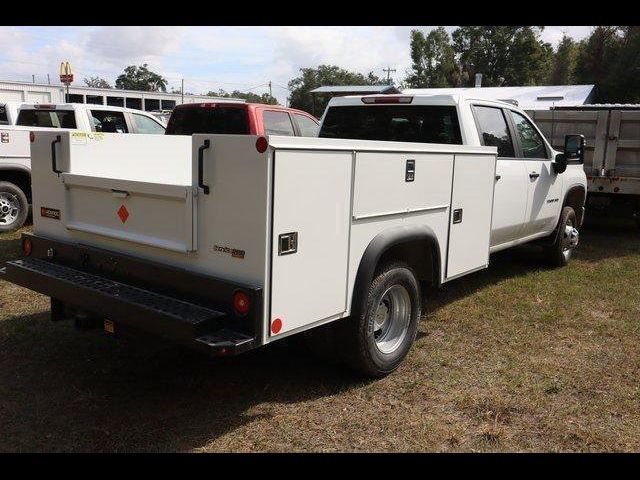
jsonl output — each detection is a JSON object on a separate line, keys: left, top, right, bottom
{"left": 402, "top": 85, "right": 595, "bottom": 110}
{"left": 310, "top": 85, "right": 401, "bottom": 94}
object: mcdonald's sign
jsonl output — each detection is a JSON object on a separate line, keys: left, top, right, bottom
{"left": 59, "top": 61, "right": 74, "bottom": 85}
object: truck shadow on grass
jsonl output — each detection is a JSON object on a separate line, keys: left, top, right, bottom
{"left": 0, "top": 223, "right": 638, "bottom": 452}
{"left": 0, "top": 310, "right": 364, "bottom": 452}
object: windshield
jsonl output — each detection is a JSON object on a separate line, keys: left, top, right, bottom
{"left": 166, "top": 106, "right": 249, "bottom": 135}
{"left": 319, "top": 105, "right": 462, "bottom": 144}
{"left": 16, "top": 109, "right": 77, "bottom": 129}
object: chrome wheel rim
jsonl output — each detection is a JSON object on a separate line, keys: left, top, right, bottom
{"left": 0, "top": 192, "right": 20, "bottom": 227}
{"left": 561, "top": 218, "right": 579, "bottom": 261}
{"left": 373, "top": 284, "right": 411, "bottom": 354}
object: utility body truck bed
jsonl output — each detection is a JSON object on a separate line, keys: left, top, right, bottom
{"left": 2, "top": 93, "right": 587, "bottom": 376}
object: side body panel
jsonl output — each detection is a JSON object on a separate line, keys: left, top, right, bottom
{"left": 270, "top": 149, "right": 352, "bottom": 335}
{"left": 446, "top": 154, "right": 496, "bottom": 279}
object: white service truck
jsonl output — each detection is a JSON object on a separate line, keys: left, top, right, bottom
{"left": 1, "top": 93, "right": 587, "bottom": 377}
{"left": 0, "top": 103, "right": 166, "bottom": 232}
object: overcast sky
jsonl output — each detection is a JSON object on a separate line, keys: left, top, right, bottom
{"left": 0, "top": 26, "right": 594, "bottom": 104}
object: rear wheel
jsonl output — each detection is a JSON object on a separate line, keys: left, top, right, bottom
{"left": 544, "top": 206, "right": 578, "bottom": 267}
{"left": 339, "top": 262, "right": 421, "bottom": 377}
{"left": 0, "top": 181, "right": 28, "bottom": 233}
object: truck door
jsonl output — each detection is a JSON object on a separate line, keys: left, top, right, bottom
{"left": 507, "top": 109, "right": 562, "bottom": 237}
{"left": 472, "top": 105, "right": 528, "bottom": 247}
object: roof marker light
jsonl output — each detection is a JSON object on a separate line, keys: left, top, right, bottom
{"left": 361, "top": 96, "right": 413, "bottom": 104}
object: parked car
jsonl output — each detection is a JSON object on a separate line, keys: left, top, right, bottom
{"left": 165, "top": 102, "right": 319, "bottom": 137}
{"left": 0, "top": 103, "right": 166, "bottom": 232}
{"left": 2, "top": 93, "right": 586, "bottom": 377}
{"left": 0, "top": 101, "right": 22, "bottom": 126}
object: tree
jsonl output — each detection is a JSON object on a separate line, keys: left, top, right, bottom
{"left": 451, "top": 26, "right": 553, "bottom": 86}
{"left": 550, "top": 34, "right": 578, "bottom": 85}
{"left": 288, "top": 64, "right": 387, "bottom": 114}
{"left": 115, "top": 64, "right": 167, "bottom": 92}
{"left": 404, "top": 27, "right": 461, "bottom": 88}
{"left": 207, "top": 89, "right": 278, "bottom": 105}
{"left": 83, "top": 76, "right": 111, "bottom": 89}
{"left": 574, "top": 26, "right": 623, "bottom": 102}
{"left": 607, "top": 26, "right": 640, "bottom": 103}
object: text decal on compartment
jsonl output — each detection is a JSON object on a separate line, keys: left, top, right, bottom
{"left": 40, "top": 207, "right": 61, "bottom": 220}
{"left": 213, "top": 244, "right": 245, "bottom": 259}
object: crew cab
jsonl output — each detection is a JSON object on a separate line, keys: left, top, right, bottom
{"left": 165, "top": 102, "right": 319, "bottom": 137}
{"left": 0, "top": 103, "right": 166, "bottom": 232}
{"left": 1, "top": 93, "right": 586, "bottom": 378}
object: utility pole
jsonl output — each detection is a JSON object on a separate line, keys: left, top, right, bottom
{"left": 32, "top": 74, "right": 35, "bottom": 84}
{"left": 382, "top": 67, "right": 396, "bottom": 83}
{"left": 268, "top": 81, "right": 272, "bottom": 99}
{"left": 47, "top": 73, "right": 50, "bottom": 85}
{"left": 181, "top": 78, "right": 184, "bottom": 105}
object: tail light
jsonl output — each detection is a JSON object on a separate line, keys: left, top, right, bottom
{"left": 29, "top": 131, "right": 35, "bottom": 143}
{"left": 233, "top": 290, "right": 250, "bottom": 315}
{"left": 361, "top": 96, "right": 413, "bottom": 104}
{"left": 22, "top": 237, "right": 33, "bottom": 256}
{"left": 256, "top": 136, "right": 268, "bottom": 153}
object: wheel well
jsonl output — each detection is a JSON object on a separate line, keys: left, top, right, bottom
{"left": 377, "top": 239, "right": 436, "bottom": 285}
{"left": 351, "top": 227, "right": 441, "bottom": 320}
{"left": 564, "top": 186, "right": 586, "bottom": 226}
{"left": 0, "top": 169, "right": 32, "bottom": 202}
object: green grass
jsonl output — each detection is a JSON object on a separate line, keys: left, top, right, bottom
{"left": 1, "top": 221, "right": 639, "bottom": 452}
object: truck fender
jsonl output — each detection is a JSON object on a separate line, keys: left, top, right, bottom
{"left": 350, "top": 225, "right": 441, "bottom": 320}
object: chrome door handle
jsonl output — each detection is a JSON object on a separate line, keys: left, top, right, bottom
{"left": 529, "top": 172, "right": 540, "bottom": 179}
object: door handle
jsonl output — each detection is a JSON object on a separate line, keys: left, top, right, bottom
{"left": 198, "top": 139, "right": 211, "bottom": 194}
{"left": 51, "top": 135, "right": 62, "bottom": 175}
{"left": 495, "top": 174, "right": 501, "bottom": 181}
{"left": 529, "top": 172, "right": 540, "bottom": 179}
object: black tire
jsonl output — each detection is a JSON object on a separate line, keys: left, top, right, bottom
{"left": 544, "top": 206, "right": 578, "bottom": 267}
{"left": 0, "top": 181, "right": 29, "bottom": 233}
{"left": 338, "top": 262, "right": 421, "bottom": 378}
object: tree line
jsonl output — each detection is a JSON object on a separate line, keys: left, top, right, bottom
{"left": 82, "top": 27, "right": 639, "bottom": 113}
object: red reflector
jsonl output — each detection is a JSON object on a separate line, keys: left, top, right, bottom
{"left": 22, "top": 237, "right": 33, "bottom": 256}
{"left": 29, "top": 131, "right": 35, "bottom": 143}
{"left": 233, "top": 291, "right": 250, "bottom": 315}
{"left": 256, "top": 136, "right": 268, "bottom": 153}
{"left": 361, "top": 96, "right": 413, "bottom": 104}
{"left": 271, "top": 318, "right": 282, "bottom": 335}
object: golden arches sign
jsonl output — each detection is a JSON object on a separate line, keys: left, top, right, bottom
{"left": 59, "top": 61, "right": 74, "bottom": 85}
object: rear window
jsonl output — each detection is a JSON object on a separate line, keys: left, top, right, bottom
{"left": 16, "top": 109, "right": 77, "bottom": 129}
{"left": 319, "top": 105, "right": 462, "bottom": 144}
{"left": 166, "top": 106, "right": 249, "bottom": 135}
{"left": 0, "top": 104, "right": 8, "bottom": 125}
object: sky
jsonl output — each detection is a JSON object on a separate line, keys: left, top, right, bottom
{"left": 0, "top": 26, "right": 594, "bottom": 105}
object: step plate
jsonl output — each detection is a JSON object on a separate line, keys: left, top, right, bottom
{"left": 4, "top": 258, "right": 226, "bottom": 339}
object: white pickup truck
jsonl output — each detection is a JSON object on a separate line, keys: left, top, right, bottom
{"left": 0, "top": 103, "right": 166, "bottom": 232}
{"left": 1, "top": 93, "right": 587, "bottom": 377}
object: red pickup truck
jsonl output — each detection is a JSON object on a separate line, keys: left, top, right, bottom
{"left": 165, "top": 102, "right": 319, "bottom": 137}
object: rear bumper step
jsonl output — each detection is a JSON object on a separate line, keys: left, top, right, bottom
{"left": 3, "top": 257, "right": 257, "bottom": 355}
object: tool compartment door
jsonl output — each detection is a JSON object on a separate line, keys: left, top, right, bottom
{"left": 62, "top": 173, "right": 196, "bottom": 253}
{"left": 445, "top": 153, "right": 496, "bottom": 279}
{"left": 269, "top": 149, "right": 352, "bottom": 336}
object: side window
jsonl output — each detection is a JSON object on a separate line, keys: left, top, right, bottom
{"left": 472, "top": 106, "right": 515, "bottom": 158}
{"left": 509, "top": 111, "right": 548, "bottom": 159}
{"left": 132, "top": 113, "right": 165, "bottom": 134}
{"left": 263, "top": 111, "right": 295, "bottom": 136}
{"left": 89, "top": 110, "right": 128, "bottom": 133}
{"left": 293, "top": 113, "right": 319, "bottom": 137}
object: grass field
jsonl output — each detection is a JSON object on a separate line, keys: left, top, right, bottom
{"left": 1, "top": 221, "right": 639, "bottom": 452}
